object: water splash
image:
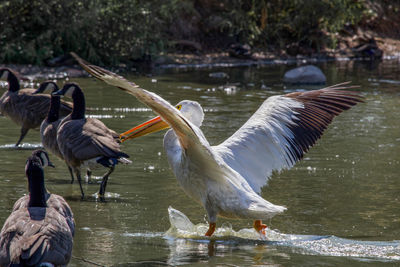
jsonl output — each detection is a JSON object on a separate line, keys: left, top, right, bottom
{"left": 165, "top": 207, "right": 400, "bottom": 261}
{"left": 0, "top": 143, "right": 43, "bottom": 150}
{"left": 165, "top": 207, "right": 308, "bottom": 241}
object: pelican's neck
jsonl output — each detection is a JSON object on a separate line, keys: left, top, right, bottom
{"left": 7, "top": 71, "right": 20, "bottom": 93}
{"left": 28, "top": 173, "right": 47, "bottom": 208}
{"left": 71, "top": 87, "right": 85, "bottom": 120}
{"left": 46, "top": 95, "right": 61, "bottom": 123}
{"left": 162, "top": 129, "right": 206, "bottom": 206}
{"left": 163, "top": 129, "right": 184, "bottom": 169}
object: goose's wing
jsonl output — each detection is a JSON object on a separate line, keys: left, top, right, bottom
{"left": 11, "top": 195, "right": 74, "bottom": 236}
{"left": 213, "top": 84, "right": 363, "bottom": 193}
{"left": 57, "top": 118, "right": 127, "bottom": 160}
{"left": 71, "top": 52, "right": 202, "bottom": 151}
{"left": 15, "top": 92, "right": 52, "bottom": 123}
{"left": 46, "top": 195, "right": 75, "bottom": 236}
{"left": 0, "top": 207, "right": 73, "bottom": 266}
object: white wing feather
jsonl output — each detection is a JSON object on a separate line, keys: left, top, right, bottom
{"left": 213, "top": 96, "right": 303, "bottom": 193}
{"left": 213, "top": 86, "right": 363, "bottom": 194}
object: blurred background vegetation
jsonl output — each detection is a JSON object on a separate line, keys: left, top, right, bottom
{"left": 0, "top": 0, "right": 398, "bottom": 66}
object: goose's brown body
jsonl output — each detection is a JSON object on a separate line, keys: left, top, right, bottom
{"left": 0, "top": 68, "right": 73, "bottom": 146}
{"left": 0, "top": 151, "right": 74, "bottom": 266}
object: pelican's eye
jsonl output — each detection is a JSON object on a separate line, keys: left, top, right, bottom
{"left": 176, "top": 104, "right": 182, "bottom": 110}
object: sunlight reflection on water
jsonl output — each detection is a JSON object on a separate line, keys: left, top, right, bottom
{"left": 0, "top": 143, "right": 43, "bottom": 150}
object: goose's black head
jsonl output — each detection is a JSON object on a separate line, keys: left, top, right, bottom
{"left": 52, "top": 82, "right": 82, "bottom": 98}
{"left": 31, "top": 150, "right": 55, "bottom": 168}
{"left": 25, "top": 154, "right": 48, "bottom": 208}
{"left": 25, "top": 155, "right": 44, "bottom": 180}
{"left": 33, "top": 81, "right": 59, "bottom": 95}
{"left": 0, "top": 68, "right": 20, "bottom": 92}
{"left": 53, "top": 82, "right": 85, "bottom": 120}
{"left": 0, "top": 68, "right": 11, "bottom": 80}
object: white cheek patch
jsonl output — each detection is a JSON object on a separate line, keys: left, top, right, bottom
{"left": 64, "top": 87, "right": 74, "bottom": 98}
{"left": 40, "top": 153, "right": 49, "bottom": 167}
{"left": 44, "top": 83, "right": 56, "bottom": 94}
{"left": 1, "top": 70, "right": 9, "bottom": 79}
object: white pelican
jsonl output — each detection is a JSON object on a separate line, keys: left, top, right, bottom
{"left": 72, "top": 53, "right": 363, "bottom": 237}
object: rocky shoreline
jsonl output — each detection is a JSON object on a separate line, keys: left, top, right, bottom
{"left": 1, "top": 44, "right": 399, "bottom": 81}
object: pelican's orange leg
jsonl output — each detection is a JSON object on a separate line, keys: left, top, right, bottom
{"left": 205, "top": 222, "right": 216, "bottom": 236}
{"left": 253, "top": 220, "right": 267, "bottom": 235}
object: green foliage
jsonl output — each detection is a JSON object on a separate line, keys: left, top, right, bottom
{"left": 0, "top": 0, "right": 177, "bottom": 65}
{"left": 0, "top": 0, "right": 368, "bottom": 65}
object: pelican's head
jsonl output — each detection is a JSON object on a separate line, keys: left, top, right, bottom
{"left": 33, "top": 81, "right": 59, "bottom": 95}
{"left": 176, "top": 100, "right": 204, "bottom": 127}
{"left": 119, "top": 100, "right": 204, "bottom": 142}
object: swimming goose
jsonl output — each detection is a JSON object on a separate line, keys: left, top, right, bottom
{"left": 0, "top": 150, "right": 74, "bottom": 266}
{"left": 73, "top": 54, "right": 363, "bottom": 237}
{"left": 33, "top": 81, "right": 91, "bottom": 184}
{"left": 0, "top": 68, "right": 73, "bottom": 146}
{"left": 53, "top": 83, "right": 131, "bottom": 199}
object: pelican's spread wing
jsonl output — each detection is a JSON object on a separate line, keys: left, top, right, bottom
{"left": 214, "top": 84, "right": 363, "bottom": 193}
{"left": 71, "top": 52, "right": 199, "bottom": 148}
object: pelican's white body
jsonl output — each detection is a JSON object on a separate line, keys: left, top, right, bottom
{"left": 165, "top": 132, "right": 286, "bottom": 222}
{"left": 163, "top": 100, "right": 288, "bottom": 223}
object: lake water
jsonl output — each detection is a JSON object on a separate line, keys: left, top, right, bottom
{"left": 0, "top": 59, "right": 399, "bottom": 266}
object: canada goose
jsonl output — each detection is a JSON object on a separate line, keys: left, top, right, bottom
{"left": 0, "top": 68, "right": 73, "bottom": 146}
{"left": 33, "top": 81, "right": 91, "bottom": 184}
{"left": 53, "top": 83, "right": 131, "bottom": 199}
{"left": 0, "top": 150, "right": 74, "bottom": 266}
{"left": 74, "top": 57, "right": 363, "bottom": 237}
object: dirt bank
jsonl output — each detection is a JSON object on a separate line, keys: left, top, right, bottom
{"left": 1, "top": 34, "right": 399, "bottom": 80}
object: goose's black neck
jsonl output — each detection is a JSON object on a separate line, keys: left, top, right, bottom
{"left": 71, "top": 86, "right": 86, "bottom": 120}
{"left": 47, "top": 94, "right": 61, "bottom": 123}
{"left": 7, "top": 71, "right": 20, "bottom": 93}
{"left": 27, "top": 160, "right": 47, "bottom": 208}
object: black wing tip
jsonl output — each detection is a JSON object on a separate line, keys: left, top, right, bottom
{"left": 283, "top": 82, "right": 364, "bottom": 164}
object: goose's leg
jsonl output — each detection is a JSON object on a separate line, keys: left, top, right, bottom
{"left": 74, "top": 168, "right": 85, "bottom": 199}
{"left": 86, "top": 169, "right": 92, "bottom": 184}
{"left": 98, "top": 166, "right": 114, "bottom": 201}
{"left": 253, "top": 220, "right": 267, "bottom": 235}
{"left": 67, "top": 165, "right": 74, "bottom": 184}
{"left": 205, "top": 222, "right": 216, "bottom": 236}
{"left": 15, "top": 127, "right": 29, "bottom": 147}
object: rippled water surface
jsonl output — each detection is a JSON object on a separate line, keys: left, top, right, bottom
{"left": 0, "top": 60, "right": 399, "bottom": 266}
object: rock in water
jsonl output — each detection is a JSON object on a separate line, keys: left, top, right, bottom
{"left": 283, "top": 65, "right": 326, "bottom": 84}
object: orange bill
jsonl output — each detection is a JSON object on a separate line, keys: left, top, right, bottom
{"left": 119, "top": 116, "right": 170, "bottom": 142}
